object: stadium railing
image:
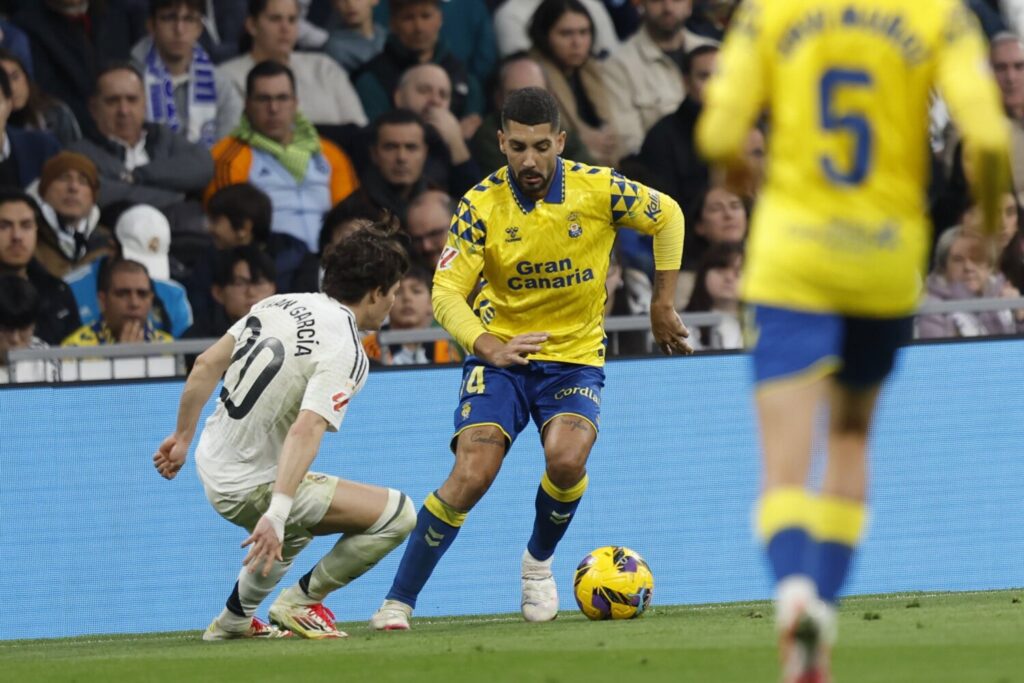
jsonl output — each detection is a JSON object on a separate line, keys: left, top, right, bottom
{"left": 4, "top": 296, "right": 1023, "bottom": 382}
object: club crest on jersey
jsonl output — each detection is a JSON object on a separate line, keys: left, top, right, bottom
{"left": 437, "top": 246, "right": 459, "bottom": 271}
{"left": 567, "top": 213, "right": 582, "bottom": 238}
{"left": 505, "top": 226, "right": 521, "bottom": 243}
{"left": 461, "top": 402, "right": 472, "bottom": 420}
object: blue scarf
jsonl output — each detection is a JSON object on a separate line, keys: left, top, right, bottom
{"left": 144, "top": 42, "right": 218, "bottom": 148}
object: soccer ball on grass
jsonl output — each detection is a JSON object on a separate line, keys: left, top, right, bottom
{"left": 573, "top": 546, "right": 653, "bottom": 620}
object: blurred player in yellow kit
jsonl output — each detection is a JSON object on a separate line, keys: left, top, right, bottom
{"left": 371, "top": 87, "right": 691, "bottom": 630}
{"left": 697, "top": 1, "right": 1009, "bottom": 681}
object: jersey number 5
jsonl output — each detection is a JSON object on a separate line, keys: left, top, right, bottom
{"left": 819, "top": 68, "right": 873, "bottom": 186}
{"left": 220, "top": 316, "right": 285, "bottom": 419}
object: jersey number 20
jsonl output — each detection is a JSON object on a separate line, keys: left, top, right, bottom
{"left": 819, "top": 68, "right": 873, "bottom": 186}
{"left": 220, "top": 316, "right": 285, "bottom": 419}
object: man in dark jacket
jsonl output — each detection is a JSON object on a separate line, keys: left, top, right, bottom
{"left": 637, "top": 44, "right": 718, "bottom": 218}
{"left": 0, "top": 68, "right": 60, "bottom": 190}
{"left": 0, "top": 188, "right": 81, "bottom": 345}
{"left": 355, "top": 0, "right": 482, "bottom": 134}
{"left": 68, "top": 63, "right": 213, "bottom": 212}
{"left": 13, "top": 0, "right": 146, "bottom": 136}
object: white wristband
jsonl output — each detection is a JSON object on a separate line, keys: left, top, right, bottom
{"left": 264, "top": 493, "right": 293, "bottom": 542}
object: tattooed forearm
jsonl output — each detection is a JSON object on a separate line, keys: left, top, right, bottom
{"left": 651, "top": 270, "right": 676, "bottom": 304}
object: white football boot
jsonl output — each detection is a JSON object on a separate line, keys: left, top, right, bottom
{"left": 369, "top": 599, "right": 412, "bottom": 631}
{"left": 268, "top": 598, "right": 347, "bottom": 639}
{"left": 521, "top": 549, "right": 559, "bottom": 622}
{"left": 775, "top": 577, "right": 836, "bottom": 683}
{"left": 202, "top": 615, "right": 291, "bottom": 641}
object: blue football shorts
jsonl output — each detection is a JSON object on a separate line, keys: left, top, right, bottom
{"left": 450, "top": 356, "right": 605, "bottom": 452}
{"left": 748, "top": 304, "right": 913, "bottom": 389}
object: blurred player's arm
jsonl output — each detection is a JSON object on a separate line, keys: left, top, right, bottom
{"left": 936, "top": 3, "right": 1012, "bottom": 236}
{"left": 615, "top": 177, "right": 691, "bottom": 354}
{"left": 695, "top": 1, "right": 768, "bottom": 193}
{"left": 433, "top": 199, "right": 548, "bottom": 366}
{"left": 153, "top": 333, "right": 235, "bottom": 480}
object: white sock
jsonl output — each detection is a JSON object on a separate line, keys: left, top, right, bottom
{"left": 235, "top": 559, "right": 293, "bottom": 616}
{"left": 286, "top": 490, "right": 416, "bottom": 604}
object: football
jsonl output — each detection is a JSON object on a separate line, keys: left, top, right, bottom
{"left": 573, "top": 546, "right": 654, "bottom": 620}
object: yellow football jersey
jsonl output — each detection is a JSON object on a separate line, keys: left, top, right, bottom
{"left": 432, "top": 158, "right": 684, "bottom": 367}
{"left": 697, "top": 0, "right": 1009, "bottom": 316}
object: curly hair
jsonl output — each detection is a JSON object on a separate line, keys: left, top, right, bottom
{"left": 321, "top": 216, "right": 410, "bottom": 303}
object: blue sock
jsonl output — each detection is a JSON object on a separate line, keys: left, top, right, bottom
{"left": 810, "top": 496, "right": 866, "bottom": 603}
{"left": 385, "top": 492, "right": 466, "bottom": 608}
{"left": 526, "top": 472, "right": 588, "bottom": 562}
{"left": 757, "top": 487, "right": 815, "bottom": 582}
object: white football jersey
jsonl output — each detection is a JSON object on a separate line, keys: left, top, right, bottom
{"left": 195, "top": 293, "right": 368, "bottom": 495}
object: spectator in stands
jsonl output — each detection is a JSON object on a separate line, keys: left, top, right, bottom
{"left": 370, "top": 0, "right": 497, "bottom": 86}
{"left": 682, "top": 240, "right": 743, "bottom": 351}
{"left": 29, "top": 152, "right": 115, "bottom": 279}
{"left": 324, "top": 0, "right": 387, "bottom": 74}
{"left": 357, "top": 109, "right": 431, "bottom": 221}
{"left": 69, "top": 64, "right": 214, "bottom": 213}
{"left": 207, "top": 61, "right": 360, "bottom": 258}
{"left": 185, "top": 244, "right": 276, "bottom": 337}
{"left": 404, "top": 189, "right": 451, "bottom": 270}
{"left": 990, "top": 33, "right": 1024, "bottom": 203}
{"left": 13, "top": 0, "right": 146, "bottom": 136}
{"left": 205, "top": 181, "right": 272, "bottom": 250}
{"left": 362, "top": 264, "right": 460, "bottom": 365}
{"left": 199, "top": 0, "right": 249, "bottom": 64}
{"left": 638, "top": 43, "right": 718, "bottom": 217}
{"left": 392, "top": 64, "right": 482, "bottom": 196}
{"left": 0, "top": 275, "right": 61, "bottom": 384}
{"left": 0, "top": 18, "right": 33, "bottom": 77}
{"left": 183, "top": 181, "right": 271, "bottom": 323}
{"left": 494, "top": 0, "right": 619, "bottom": 59}
{"left": 961, "top": 191, "right": 1020, "bottom": 259}
{"left": 683, "top": 185, "right": 747, "bottom": 271}
{"left": 0, "top": 67, "right": 60, "bottom": 190}
{"left": 471, "top": 53, "right": 593, "bottom": 174}
{"left": 64, "top": 204, "right": 194, "bottom": 338}
{"left": 131, "top": 0, "right": 219, "bottom": 148}
{"left": 917, "top": 226, "right": 1024, "bottom": 339}
{"left": 356, "top": 0, "right": 483, "bottom": 137}
{"left": 528, "top": 0, "right": 623, "bottom": 167}
{"left": 291, "top": 192, "right": 383, "bottom": 292}
{"left": 684, "top": 0, "right": 735, "bottom": 42}
{"left": 605, "top": 0, "right": 717, "bottom": 157}
{"left": 63, "top": 258, "right": 174, "bottom": 345}
{"left": 0, "top": 49, "right": 81, "bottom": 146}
{"left": 214, "top": 0, "right": 367, "bottom": 141}
{"left": 0, "top": 188, "right": 80, "bottom": 345}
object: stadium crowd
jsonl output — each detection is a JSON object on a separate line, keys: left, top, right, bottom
{"left": 0, "top": 0, "right": 1022, "bottom": 384}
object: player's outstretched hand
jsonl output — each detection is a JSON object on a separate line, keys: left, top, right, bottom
{"left": 153, "top": 433, "right": 188, "bottom": 480}
{"left": 241, "top": 516, "right": 283, "bottom": 577}
{"left": 651, "top": 304, "right": 693, "bottom": 356}
{"left": 480, "top": 332, "right": 549, "bottom": 367}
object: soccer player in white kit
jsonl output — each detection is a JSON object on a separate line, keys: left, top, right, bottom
{"left": 154, "top": 225, "right": 417, "bottom": 640}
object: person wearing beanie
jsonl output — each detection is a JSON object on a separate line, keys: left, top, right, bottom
{"left": 28, "top": 151, "right": 115, "bottom": 279}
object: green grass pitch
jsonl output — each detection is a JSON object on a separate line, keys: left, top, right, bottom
{"left": 3, "top": 591, "right": 1022, "bottom": 682}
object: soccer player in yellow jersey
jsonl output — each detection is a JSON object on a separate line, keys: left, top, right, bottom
{"left": 371, "top": 87, "right": 691, "bottom": 630}
{"left": 696, "top": 1, "right": 1010, "bottom": 680}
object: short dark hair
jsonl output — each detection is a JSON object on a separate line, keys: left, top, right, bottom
{"left": 0, "top": 188, "right": 42, "bottom": 220}
{"left": 0, "top": 65, "right": 10, "bottom": 100}
{"left": 528, "top": 0, "right": 594, "bottom": 63}
{"left": 98, "top": 259, "right": 152, "bottom": 295}
{"left": 94, "top": 62, "right": 145, "bottom": 93}
{"left": 213, "top": 245, "right": 277, "bottom": 288}
{"left": 501, "top": 87, "right": 561, "bottom": 131}
{"left": 389, "top": 0, "right": 441, "bottom": 14}
{"left": 207, "top": 183, "right": 273, "bottom": 245}
{"left": 320, "top": 193, "right": 385, "bottom": 254}
{"left": 246, "top": 60, "right": 296, "bottom": 97}
{"left": 401, "top": 264, "right": 433, "bottom": 290}
{"left": 321, "top": 219, "right": 410, "bottom": 303}
{"left": 149, "top": 0, "right": 205, "bottom": 18}
{"left": 683, "top": 44, "right": 720, "bottom": 78}
{"left": 373, "top": 108, "right": 427, "bottom": 146}
{"left": 0, "top": 276, "right": 39, "bottom": 330}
